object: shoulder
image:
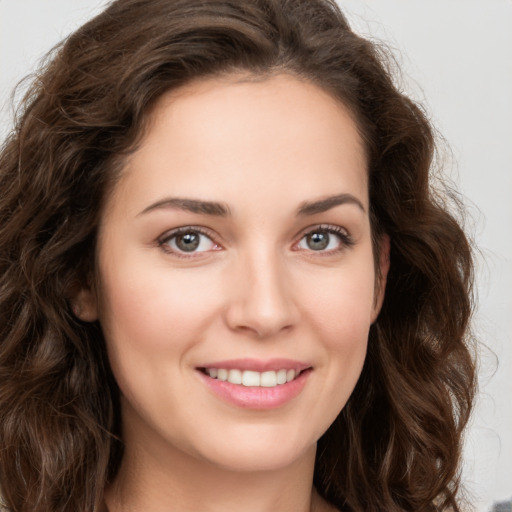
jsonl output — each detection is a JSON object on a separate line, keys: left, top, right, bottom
{"left": 312, "top": 490, "right": 340, "bottom": 512}
{"left": 318, "top": 501, "right": 340, "bottom": 512}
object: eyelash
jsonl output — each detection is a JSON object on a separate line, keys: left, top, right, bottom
{"left": 294, "top": 224, "right": 354, "bottom": 255}
{"left": 157, "top": 224, "right": 354, "bottom": 258}
{"left": 158, "top": 226, "right": 220, "bottom": 258}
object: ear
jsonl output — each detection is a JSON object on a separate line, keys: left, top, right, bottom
{"left": 371, "top": 233, "right": 390, "bottom": 323}
{"left": 69, "top": 280, "right": 98, "bottom": 322}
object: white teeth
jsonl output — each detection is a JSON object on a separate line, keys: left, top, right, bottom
{"left": 228, "top": 369, "right": 242, "bottom": 385}
{"left": 205, "top": 368, "right": 303, "bottom": 387}
{"left": 260, "top": 371, "right": 277, "bottom": 387}
{"left": 242, "top": 371, "right": 260, "bottom": 387}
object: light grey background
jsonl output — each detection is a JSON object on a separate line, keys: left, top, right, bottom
{"left": 1, "top": 1, "right": 511, "bottom": 511}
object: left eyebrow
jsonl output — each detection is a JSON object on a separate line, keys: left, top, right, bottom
{"left": 137, "top": 197, "right": 231, "bottom": 217}
{"left": 297, "top": 193, "right": 366, "bottom": 216}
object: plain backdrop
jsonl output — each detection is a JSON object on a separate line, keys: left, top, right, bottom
{"left": 1, "top": 1, "right": 511, "bottom": 511}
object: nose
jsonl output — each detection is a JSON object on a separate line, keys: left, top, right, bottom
{"left": 224, "top": 248, "right": 299, "bottom": 338}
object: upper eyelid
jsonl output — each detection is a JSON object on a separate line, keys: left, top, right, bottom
{"left": 158, "top": 225, "right": 218, "bottom": 244}
{"left": 156, "top": 223, "right": 352, "bottom": 250}
{"left": 295, "top": 223, "right": 350, "bottom": 239}
{"left": 293, "top": 224, "right": 354, "bottom": 252}
{"left": 157, "top": 226, "right": 222, "bottom": 258}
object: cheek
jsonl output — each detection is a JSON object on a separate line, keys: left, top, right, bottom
{"left": 299, "top": 258, "right": 375, "bottom": 393}
{"left": 97, "top": 262, "right": 225, "bottom": 424}
{"left": 302, "top": 259, "right": 376, "bottom": 339}
{"left": 96, "top": 259, "right": 225, "bottom": 387}
{"left": 318, "top": 292, "right": 371, "bottom": 381}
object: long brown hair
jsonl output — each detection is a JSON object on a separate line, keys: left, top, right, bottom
{"left": 0, "top": 0, "right": 475, "bottom": 510}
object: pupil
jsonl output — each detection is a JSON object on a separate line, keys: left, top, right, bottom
{"left": 176, "top": 232, "right": 200, "bottom": 252}
{"left": 307, "top": 232, "right": 329, "bottom": 250}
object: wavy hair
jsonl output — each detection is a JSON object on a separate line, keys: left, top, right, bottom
{"left": 0, "top": 0, "right": 475, "bottom": 510}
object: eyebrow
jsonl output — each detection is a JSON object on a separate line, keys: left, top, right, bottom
{"left": 138, "top": 197, "right": 230, "bottom": 217}
{"left": 297, "top": 193, "right": 366, "bottom": 215}
{"left": 138, "top": 192, "right": 365, "bottom": 218}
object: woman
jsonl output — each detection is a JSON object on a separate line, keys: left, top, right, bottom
{"left": 0, "top": 0, "right": 476, "bottom": 511}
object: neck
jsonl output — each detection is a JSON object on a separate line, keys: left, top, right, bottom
{"left": 104, "top": 435, "right": 320, "bottom": 512}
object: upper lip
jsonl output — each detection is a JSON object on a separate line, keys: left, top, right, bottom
{"left": 197, "top": 358, "right": 311, "bottom": 372}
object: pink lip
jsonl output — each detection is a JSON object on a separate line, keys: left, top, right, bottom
{"left": 198, "top": 358, "right": 311, "bottom": 372}
{"left": 195, "top": 359, "right": 312, "bottom": 410}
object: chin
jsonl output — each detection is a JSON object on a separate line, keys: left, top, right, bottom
{"left": 186, "top": 428, "right": 318, "bottom": 473}
{"left": 203, "top": 447, "right": 313, "bottom": 474}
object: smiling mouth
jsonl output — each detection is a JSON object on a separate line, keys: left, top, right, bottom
{"left": 199, "top": 368, "right": 309, "bottom": 388}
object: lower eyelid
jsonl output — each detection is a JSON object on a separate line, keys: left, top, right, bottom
{"left": 157, "top": 225, "right": 353, "bottom": 255}
{"left": 299, "top": 234, "right": 339, "bottom": 249}
{"left": 157, "top": 227, "right": 221, "bottom": 254}
{"left": 299, "top": 225, "right": 350, "bottom": 239}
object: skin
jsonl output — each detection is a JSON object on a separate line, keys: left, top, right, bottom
{"left": 76, "top": 73, "right": 389, "bottom": 512}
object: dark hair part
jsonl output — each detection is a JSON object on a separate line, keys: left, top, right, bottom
{"left": 0, "top": 0, "right": 475, "bottom": 510}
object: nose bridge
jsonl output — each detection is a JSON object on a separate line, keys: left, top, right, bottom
{"left": 225, "top": 242, "right": 298, "bottom": 337}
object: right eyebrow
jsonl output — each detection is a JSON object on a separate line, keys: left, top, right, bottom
{"left": 137, "top": 197, "right": 231, "bottom": 217}
{"left": 297, "top": 193, "right": 366, "bottom": 216}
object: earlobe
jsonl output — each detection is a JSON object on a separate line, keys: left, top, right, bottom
{"left": 69, "top": 282, "right": 98, "bottom": 322}
{"left": 371, "top": 234, "right": 390, "bottom": 323}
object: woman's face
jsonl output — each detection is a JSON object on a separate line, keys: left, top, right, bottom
{"left": 79, "top": 73, "right": 388, "bottom": 472}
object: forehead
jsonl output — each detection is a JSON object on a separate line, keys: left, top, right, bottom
{"left": 107, "top": 73, "right": 368, "bottom": 218}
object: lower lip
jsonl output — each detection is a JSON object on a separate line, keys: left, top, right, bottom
{"left": 197, "top": 369, "right": 311, "bottom": 410}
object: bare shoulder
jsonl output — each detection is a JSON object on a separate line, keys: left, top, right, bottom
{"left": 318, "top": 500, "right": 340, "bottom": 512}
{"left": 312, "top": 490, "right": 340, "bottom": 512}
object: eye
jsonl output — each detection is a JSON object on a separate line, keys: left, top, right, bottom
{"left": 159, "top": 228, "right": 220, "bottom": 255}
{"left": 296, "top": 226, "right": 352, "bottom": 253}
